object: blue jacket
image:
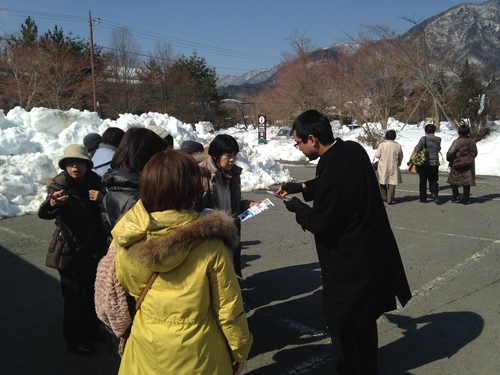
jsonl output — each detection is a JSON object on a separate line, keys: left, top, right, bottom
{"left": 92, "top": 146, "right": 116, "bottom": 176}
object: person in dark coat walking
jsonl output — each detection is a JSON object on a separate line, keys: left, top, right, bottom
{"left": 446, "top": 124, "right": 478, "bottom": 204}
{"left": 414, "top": 124, "right": 442, "bottom": 203}
{"left": 38, "top": 144, "right": 108, "bottom": 355}
{"left": 277, "top": 110, "right": 411, "bottom": 375}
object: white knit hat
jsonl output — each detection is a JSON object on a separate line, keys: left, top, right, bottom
{"left": 58, "top": 144, "right": 93, "bottom": 169}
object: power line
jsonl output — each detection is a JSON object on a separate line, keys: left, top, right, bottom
{"left": 100, "top": 46, "right": 269, "bottom": 74}
{"left": 99, "top": 20, "right": 279, "bottom": 61}
{"left": 0, "top": 7, "right": 281, "bottom": 73}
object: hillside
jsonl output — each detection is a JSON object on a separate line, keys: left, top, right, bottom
{"left": 219, "top": 1, "right": 500, "bottom": 97}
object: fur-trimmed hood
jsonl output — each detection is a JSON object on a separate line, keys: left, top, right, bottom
{"left": 111, "top": 200, "right": 239, "bottom": 272}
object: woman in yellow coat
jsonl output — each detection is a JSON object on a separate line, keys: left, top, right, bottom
{"left": 113, "top": 150, "right": 252, "bottom": 375}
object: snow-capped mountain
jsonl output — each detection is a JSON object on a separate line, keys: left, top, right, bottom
{"left": 403, "top": 0, "right": 500, "bottom": 71}
{"left": 218, "top": 1, "right": 500, "bottom": 89}
{"left": 216, "top": 66, "right": 279, "bottom": 87}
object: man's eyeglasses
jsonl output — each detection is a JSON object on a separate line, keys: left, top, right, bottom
{"left": 294, "top": 140, "right": 304, "bottom": 149}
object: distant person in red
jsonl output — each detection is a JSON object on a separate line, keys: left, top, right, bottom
{"left": 277, "top": 110, "right": 411, "bottom": 375}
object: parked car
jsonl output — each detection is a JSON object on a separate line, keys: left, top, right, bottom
{"left": 276, "top": 127, "right": 292, "bottom": 137}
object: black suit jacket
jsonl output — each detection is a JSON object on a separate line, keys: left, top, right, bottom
{"left": 293, "top": 139, "right": 411, "bottom": 335}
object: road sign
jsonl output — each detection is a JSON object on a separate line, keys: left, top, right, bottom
{"left": 258, "top": 114, "right": 267, "bottom": 144}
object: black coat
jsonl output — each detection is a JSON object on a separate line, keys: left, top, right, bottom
{"left": 293, "top": 139, "right": 411, "bottom": 335}
{"left": 38, "top": 170, "right": 107, "bottom": 275}
{"left": 101, "top": 168, "right": 141, "bottom": 238}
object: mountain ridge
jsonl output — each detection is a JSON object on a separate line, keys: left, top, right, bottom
{"left": 218, "top": 1, "right": 500, "bottom": 90}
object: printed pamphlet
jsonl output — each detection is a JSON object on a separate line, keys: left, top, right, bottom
{"left": 238, "top": 198, "right": 275, "bottom": 222}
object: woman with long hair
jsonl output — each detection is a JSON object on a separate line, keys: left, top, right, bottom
{"left": 101, "top": 127, "right": 169, "bottom": 239}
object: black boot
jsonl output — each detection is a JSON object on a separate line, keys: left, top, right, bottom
{"left": 462, "top": 186, "right": 470, "bottom": 205}
{"left": 451, "top": 185, "right": 460, "bottom": 203}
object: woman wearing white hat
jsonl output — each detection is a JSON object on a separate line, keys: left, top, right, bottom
{"left": 38, "top": 144, "right": 108, "bottom": 355}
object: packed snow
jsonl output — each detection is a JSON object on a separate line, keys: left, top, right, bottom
{"left": 0, "top": 107, "right": 499, "bottom": 218}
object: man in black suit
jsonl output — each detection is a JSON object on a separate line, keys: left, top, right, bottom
{"left": 277, "top": 109, "right": 411, "bottom": 375}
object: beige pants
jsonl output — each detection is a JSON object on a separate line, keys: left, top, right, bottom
{"left": 380, "top": 184, "right": 396, "bottom": 204}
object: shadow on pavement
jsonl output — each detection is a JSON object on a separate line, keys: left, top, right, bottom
{"left": 473, "top": 193, "right": 500, "bottom": 203}
{"left": 0, "top": 245, "right": 120, "bottom": 375}
{"left": 242, "top": 262, "right": 333, "bottom": 374}
{"left": 379, "top": 312, "right": 484, "bottom": 374}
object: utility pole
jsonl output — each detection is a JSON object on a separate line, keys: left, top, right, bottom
{"left": 88, "top": 11, "right": 99, "bottom": 113}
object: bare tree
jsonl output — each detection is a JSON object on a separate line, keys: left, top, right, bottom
{"left": 0, "top": 20, "right": 98, "bottom": 110}
{"left": 37, "top": 38, "right": 94, "bottom": 109}
{"left": 152, "top": 41, "right": 176, "bottom": 73}
{"left": 367, "top": 22, "right": 458, "bottom": 130}
{"left": 0, "top": 44, "right": 41, "bottom": 109}
{"left": 221, "top": 97, "right": 254, "bottom": 126}
{"left": 259, "top": 31, "right": 331, "bottom": 123}
{"left": 104, "top": 27, "right": 143, "bottom": 114}
{"left": 136, "top": 41, "right": 177, "bottom": 113}
{"left": 328, "top": 36, "right": 407, "bottom": 133}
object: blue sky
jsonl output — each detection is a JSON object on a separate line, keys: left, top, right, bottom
{"left": 0, "top": 0, "right": 485, "bottom": 76}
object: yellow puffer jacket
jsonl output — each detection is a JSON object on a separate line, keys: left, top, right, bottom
{"left": 113, "top": 200, "right": 252, "bottom": 375}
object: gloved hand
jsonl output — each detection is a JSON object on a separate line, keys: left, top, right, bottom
{"left": 284, "top": 197, "right": 302, "bottom": 212}
{"left": 280, "top": 182, "right": 303, "bottom": 195}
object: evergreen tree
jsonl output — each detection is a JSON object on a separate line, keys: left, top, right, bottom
{"left": 166, "top": 52, "right": 223, "bottom": 123}
{"left": 137, "top": 59, "right": 169, "bottom": 113}
{"left": 450, "top": 59, "right": 484, "bottom": 124}
{"left": 448, "top": 59, "right": 490, "bottom": 140}
{"left": 8, "top": 17, "right": 38, "bottom": 47}
{"left": 0, "top": 19, "right": 101, "bottom": 110}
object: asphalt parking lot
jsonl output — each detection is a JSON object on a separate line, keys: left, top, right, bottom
{"left": 1, "top": 165, "right": 499, "bottom": 375}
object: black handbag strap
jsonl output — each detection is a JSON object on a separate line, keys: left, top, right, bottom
{"left": 93, "top": 161, "right": 111, "bottom": 169}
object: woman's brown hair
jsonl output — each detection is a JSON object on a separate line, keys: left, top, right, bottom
{"left": 140, "top": 149, "right": 202, "bottom": 212}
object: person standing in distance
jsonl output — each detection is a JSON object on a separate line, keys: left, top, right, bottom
{"left": 414, "top": 124, "right": 442, "bottom": 203}
{"left": 277, "top": 109, "right": 411, "bottom": 375}
{"left": 446, "top": 124, "right": 478, "bottom": 205}
{"left": 374, "top": 130, "right": 404, "bottom": 204}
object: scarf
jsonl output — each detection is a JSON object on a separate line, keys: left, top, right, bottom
{"left": 216, "top": 163, "right": 233, "bottom": 185}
